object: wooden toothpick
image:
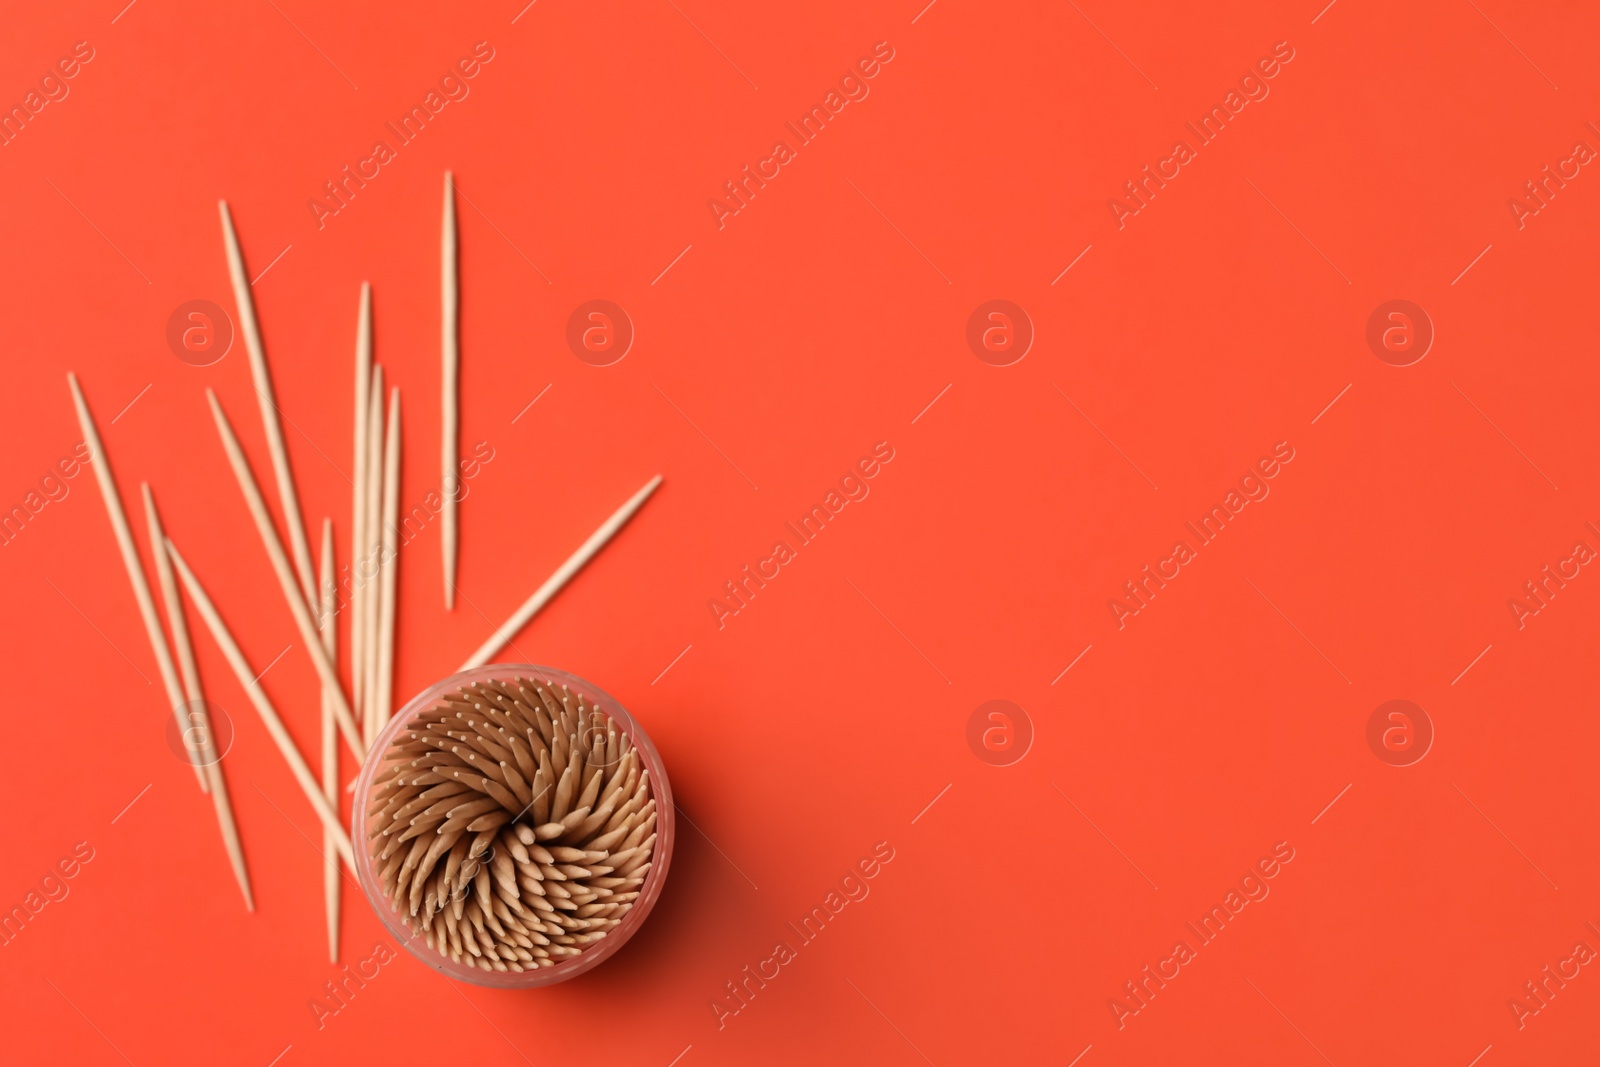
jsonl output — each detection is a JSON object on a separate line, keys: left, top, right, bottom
{"left": 67, "top": 374, "right": 206, "bottom": 791}
{"left": 375, "top": 388, "right": 402, "bottom": 734}
{"left": 362, "top": 366, "right": 385, "bottom": 746}
{"left": 167, "top": 537, "right": 356, "bottom": 874}
{"left": 351, "top": 283, "right": 371, "bottom": 721}
{"left": 461, "top": 476, "right": 663, "bottom": 670}
{"left": 441, "top": 171, "right": 460, "bottom": 611}
{"left": 145, "top": 483, "right": 254, "bottom": 911}
{"left": 318, "top": 519, "right": 341, "bottom": 960}
{"left": 218, "top": 200, "right": 318, "bottom": 614}
{"left": 206, "top": 388, "right": 366, "bottom": 762}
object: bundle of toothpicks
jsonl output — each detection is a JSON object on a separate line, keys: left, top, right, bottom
{"left": 68, "top": 173, "right": 661, "bottom": 961}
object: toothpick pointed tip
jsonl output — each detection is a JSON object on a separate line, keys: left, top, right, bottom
{"left": 205, "top": 392, "right": 230, "bottom": 429}
{"left": 66, "top": 375, "right": 89, "bottom": 414}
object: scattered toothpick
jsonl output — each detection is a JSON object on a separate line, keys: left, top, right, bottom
{"left": 441, "top": 170, "right": 460, "bottom": 611}
{"left": 376, "top": 388, "right": 402, "bottom": 735}
{"left": 362, "top": 366, "right": 385, "bottom": 746}
{"left": 318, "top": 519, "right": 341, "bottom": 960}
{"left": 167, "top": 537, "right": 357, "bottom": 873}
{"left": 145, "top": 483, "right": 254, "bottom": 911}
{"left": 67, "top": 374, "right": 207, "bottom": 791}
{"left": 206, "top": 389, "right": 366, "bottom": 762}
{"left": 351, "top": 283, "right": 371, "bottom": 721}
{"left": 219, "top": 200, "right": 318, "bottom": 614}
{"left": 462, "top": 476, "right": 664, "bottom": 670}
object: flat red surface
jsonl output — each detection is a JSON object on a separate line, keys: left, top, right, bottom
{"left": 2, "top": 1, "right": 1598, "bottom": 1064}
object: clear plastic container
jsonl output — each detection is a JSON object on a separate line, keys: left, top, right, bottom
{"left": 352, "top": 664, "right": 673, "bottom": 988}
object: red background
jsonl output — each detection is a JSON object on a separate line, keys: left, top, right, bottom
{"left": 2, "top": 1, "right": 1598, "bottom": 1064}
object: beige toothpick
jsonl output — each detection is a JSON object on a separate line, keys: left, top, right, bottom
{"left": 461, "top": 476, "right": 663, "bottom": 670}
{"left": 66, "top": 374, "right": 207, "bottom": 791}
{"left": 318, "top": 519, "right": 341, "bottom": 960}
{"left": 206, "top": 388, "right": 366, "bottom": 762}
{"left": 375, "top": 388, "right": 402, "bottom": 734}
{"left": 167, "top": 537, "right": 356, "bottom": 873}
{"left": 441, "top": 170, "right": 460, "bottom": 611}
{"left": 218, "top": 200, "right": 318, "bottom": 614}
{"left": 144, "top": 483, "right": 254, "bottom": 911}
{"left": 351, "top": 283, "right": 371, "bottom": 720}
{"left": 362, "top": 367, "right": 385, "bottom": 745}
